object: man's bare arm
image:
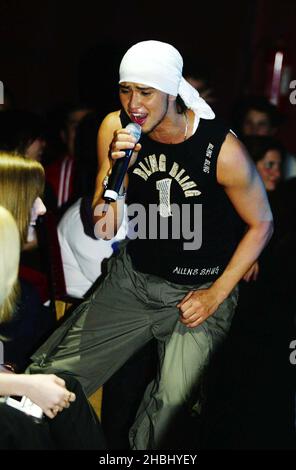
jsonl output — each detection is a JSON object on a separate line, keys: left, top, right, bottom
{"left": 92, "top": 111, "right": 142, "bottom": 239}
{"left": 92, "top": 111, "right": 126, "bottom": 239}
{"left": 178, "top": 132, "right": 273, "bottom": 327}
{"left": 212, "top": 132, "right": 273, "bottom": 301}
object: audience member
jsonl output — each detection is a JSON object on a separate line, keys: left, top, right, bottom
{"left": 44, "top": 102, "right": 94, "bottom": 212}
{"left": 202, "top": 135, "right": 295, "bottom": 449}
{"left": 0, "top": 154, "right": 54, "bottom": 371}
{"left": 0, "top": 109, "right": 56, "bottom": 211}
{"left": 232, "top": 95, "right": 296, "bottom": 179}
{"left": 183, "top": 56, "right": 217, "bottom": 106}
{"left": 0, "top": 205, "right": 105, "bottom": 450}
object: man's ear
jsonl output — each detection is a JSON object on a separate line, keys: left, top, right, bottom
{"left": 168, "top": 94, "right": 177, "bottom": 104}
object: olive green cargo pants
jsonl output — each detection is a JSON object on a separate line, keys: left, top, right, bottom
{"left": 28, "top": 247, "right": 238, "bottom": 449}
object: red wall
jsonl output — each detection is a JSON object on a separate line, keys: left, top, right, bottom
{"left": 250, "top": 0, "right": 296, "bottom": 152}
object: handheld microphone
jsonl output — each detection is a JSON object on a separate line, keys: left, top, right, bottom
{"left": 103, "top": 122, "right": 141, "bottom": 203}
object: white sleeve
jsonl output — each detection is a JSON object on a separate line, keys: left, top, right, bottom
{"left": 58, "top": 224, "right": 92, "bottom": 299}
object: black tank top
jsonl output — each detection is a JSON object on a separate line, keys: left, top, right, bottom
{"left": 121, "top": 111, "right": 239, "bottom": 284}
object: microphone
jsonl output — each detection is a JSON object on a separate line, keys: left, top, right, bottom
{"left": 103, "top": 122, "right": 141, "bottom": 203}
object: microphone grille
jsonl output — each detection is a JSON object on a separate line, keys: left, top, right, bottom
{"left": 126, "top": 122, "right": 141, "bottom": 143}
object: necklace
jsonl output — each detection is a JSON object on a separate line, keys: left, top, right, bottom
{"left": 183, "top": 111, "right": 188, "bottom": 141}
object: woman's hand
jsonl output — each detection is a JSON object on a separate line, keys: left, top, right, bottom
{"left": 23, "top": 374, "right": 76, "bottom": 419}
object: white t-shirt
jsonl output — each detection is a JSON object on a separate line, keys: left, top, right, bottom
{"left": 58, "top": 198, "right": 127, "bottom": 298}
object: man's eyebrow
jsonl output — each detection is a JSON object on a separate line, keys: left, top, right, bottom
{"left": 119, "top": 85, "right": 153, "bottom": 91}
{"left": 135, "top": 86, "right": 153, "bottom": 91}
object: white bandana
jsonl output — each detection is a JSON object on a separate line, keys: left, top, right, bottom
{"left": 119, "top": 40, "right": 215, "bottom": 132}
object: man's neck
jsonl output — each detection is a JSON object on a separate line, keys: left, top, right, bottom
{"left": 149, "top": 108, "right": 192, "bottom": 144}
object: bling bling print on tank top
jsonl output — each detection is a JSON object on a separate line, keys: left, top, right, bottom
{"left": 132, "top": 153, "right": 201, "bottom": 217}
{"left": 126, "top": 116, "right": 238, "bottom": 284}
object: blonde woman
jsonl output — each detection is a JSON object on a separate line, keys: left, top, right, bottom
{"left": 0, "top": 153, "right": 48, "bottom": 370}
{"left": 0, "top": 206, "right": 75, "bottom": 445}
{"left": 0, "top": 152, "right": 46, "bottom": 246}
{"left": 0, "top": 206, "right": 20, "bottom": 319}
{"left": 0, "top": 159, "right": 105, "bottom": 449}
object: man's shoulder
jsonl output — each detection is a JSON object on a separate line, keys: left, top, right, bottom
{"left": 217, "top": 133, "right": 254, "bottom": 186}
{"left": 97, "top": 110, "right": 122, "bottom": 145}
{"left": 195, "top": 117, "right": 232, "bottom": 163}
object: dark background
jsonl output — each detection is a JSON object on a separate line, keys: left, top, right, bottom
{"left": 1, "top": 0, "right": 295, "bottom": 149}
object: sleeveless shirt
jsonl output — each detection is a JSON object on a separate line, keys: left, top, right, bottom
{"left": 121, "top": 111, "right": 239, "bottom": 284}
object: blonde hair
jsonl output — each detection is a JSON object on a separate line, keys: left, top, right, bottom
{"left": 0, "top": 206, "right": 20, "bottom": 323}
{"left": 0, "top": 153, "right": 45, "bottom": 245}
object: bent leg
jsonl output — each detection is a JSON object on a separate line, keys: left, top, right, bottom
{"left": 28, "top": 250, "right": 154, "bottom": 396}
{"left": 130, "top": 322, "right": 211, "bottom": 449}
{"left": 130, "top": 288, "right": 238, "bottom": 450}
